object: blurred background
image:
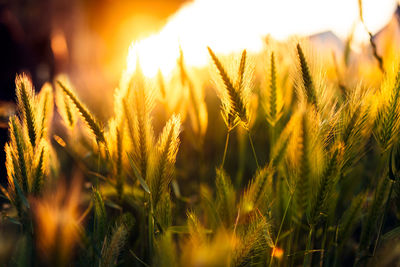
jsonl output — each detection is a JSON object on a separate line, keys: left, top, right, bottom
{"left": 0, "top": 0, "right": 187, "bottom": 103}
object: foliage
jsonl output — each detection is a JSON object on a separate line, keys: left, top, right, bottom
{"left": 2, "top": 36, "right": 400, "bottom": 267}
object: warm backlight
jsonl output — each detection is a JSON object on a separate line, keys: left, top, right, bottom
{"left": 127, "top": 0, "right": 397, "bottom": 77}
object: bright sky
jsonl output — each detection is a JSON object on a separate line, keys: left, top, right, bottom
{"left": 127, "top": 0, "right": 398, "bottom": 77}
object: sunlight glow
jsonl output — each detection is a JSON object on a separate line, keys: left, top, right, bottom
{"left": 127, "top": 0, "right": 398, "bottom": 77}
{"left": 271, "top": 247, "right": 284, "bottom": 259}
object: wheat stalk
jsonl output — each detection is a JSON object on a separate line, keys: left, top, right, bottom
{"left": 295, "top": 112, "right": 311, "bottom": 213}
{"left": 208, "top": 46, "right": 247, "bottom": 129}
{"left": 15, "top": 74, "right": 38, "bottom": 147}
{"left": 296, "top": 44, "right": 317, "bottom": 106}
{"left": 57, "top": 81, "right": 105, "bottom": 143}
{"left": 149, "top": 115, "right": 181, "bottom": 208}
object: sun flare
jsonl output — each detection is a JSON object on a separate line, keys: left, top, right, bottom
{"left": 126, "top": 0, "right": 397, "bottom": 78}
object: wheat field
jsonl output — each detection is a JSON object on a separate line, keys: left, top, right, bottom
{"left": 1, "top": 20, "right": 400, "bottom": 266}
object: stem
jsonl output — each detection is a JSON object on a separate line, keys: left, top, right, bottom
{"left": 290, "top": 224, "right": 300, "bottom": 267}
{"left": 359, "top": 1, "right": 384, "bottom": 72}
{"left": 303, "top": 225, "right": 314, "bottom": 267}
{"left": 270, "top": 126, "right": 277, "bottom": 192}
{"left": 270, "top": 125, "right": 277, "bottom": 159}
{"left": 96, "top": 141, "right": 101, "bottom": 188}
{"left": 231, "top": 207, "right": 241, "bottom": 247}
{"left": 372, "top": 179, "right": 394, "bottom": 256}
{"left": 319, "top": 220, "right": 328, "bottom": 267}
{"left": 130, "top": 250, "right": 150, "bottom": 267}
{"left": 147, "top": 196, "right": 154, "bottom": 263}
{"left": 247, "top": 130, "right": 260, "bottom": 169}
{"left": 221, "top": 131, "right": 230, "bottom": 168}
{"left": 333, "top": 227, "right": 340, "bottom": 267}
{"left": 269, "top": 193, "right": 293, "bottom": 267}
{"left": 334, "top": 246, "right": 342, "bottom": 267}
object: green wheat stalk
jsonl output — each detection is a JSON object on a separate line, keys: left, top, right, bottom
{"left": 296, "top": 44, "right": 317, "bottom": 106}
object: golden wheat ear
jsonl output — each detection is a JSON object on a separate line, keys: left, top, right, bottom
{"left": 187, "top": 211, "right": 207, "bottom": 245}
{"left": 374, "top": 66, "right": 400, "bottom": 152}
{"left": 125, "top": 66, "right": 156, "bottom": 182}
{"left": 208, "top": 46, "right": 246, "bottom": 130}
{"left": 233, "top": 216, "right": 273, "bottom": 267}
{"left": 310, "top": 149, "right": 339, "bottom": 224}
{"left": 215, "top": 167, "right": 235, "bottom": 226}
{"left": 149, "top": 114, "right": 181, "bottom": 208}
{"left": 241, "top": 166, "right": 273, "bottom": 214}
{"left": 100, "top": 221, "right": 128, "bottom": 267}
{"left": 294, "top": 111, "right": 312, "bottom": 214}
{"left": 31, "top": 140, "right": 49, "bottom": 196}
{"left": 9, "top": 116, "right": 29, "bottom": 194}
{"left": 264, "top": 52, "right": 284, "bottom": 126}
{"left": 55, "top": 78, "right": 77, "bottom": 130}
{"left": 57, "top": 81, "right": 105, "bottom": 143}
{"left": 37, "top": 83, "right": 54, "bottom": 140}
{"left": 15, "top": 74, "right": 38, "bottom": 147}
{"left": 4, "top": 143, "right": 17, "bottom": 203}
{"left": 235, "top": 49, "right": 246, "bottom": 92}
{"left": 296, "top": 43, "right": 317, "bottom": 106}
